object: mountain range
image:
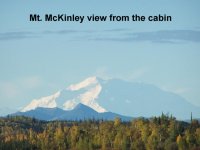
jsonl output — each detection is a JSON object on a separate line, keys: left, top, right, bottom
{"left": 12, "top": 76, "right": 200, "bottom": 120}
{"left": 13, "top": 103, "right": 132, "bottom": 121}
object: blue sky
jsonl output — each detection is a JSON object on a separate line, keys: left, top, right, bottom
{"left": 0, "top": 0, "right": 200, "bottom": 113}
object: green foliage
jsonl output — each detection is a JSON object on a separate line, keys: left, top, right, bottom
{"left": 0, "top": 115, "right": 200, "bottom": 149}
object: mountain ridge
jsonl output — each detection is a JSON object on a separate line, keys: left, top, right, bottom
{"left": 13, "top": 103, "right": 133, "bottom": 121}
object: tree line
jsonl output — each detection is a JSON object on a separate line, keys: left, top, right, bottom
{"left": 0, "top": 114, "right": 200, "bottom": 150}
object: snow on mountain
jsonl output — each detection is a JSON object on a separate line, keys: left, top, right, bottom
{"left": 20, "top": 76, "right": 200, "bottom": 119}
{"left": 63, "top": 77, "right": 106, "bottom": 112}
{"left": 21, "top": 91, "right": 60, "bottom": 112}
{"left": 21, "top": 76, "right": 106, "bottom": 113}
{"left": 67, "top": 76, "right": 98, "bottom": 91}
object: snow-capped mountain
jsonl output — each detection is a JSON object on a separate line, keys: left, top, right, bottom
{"left": 21, "top": 76, "right": 200, "bottom": 120}
{"left": 21, "top": 77, "right": 106, "bottom": 113}
{"left": 21, "top": 91, "right": 60, "bottom": 112}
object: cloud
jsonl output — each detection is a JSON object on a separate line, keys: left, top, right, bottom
{"left": 129, "top": 30, "right": 200, "bottom": 43}
{"left": 0, "top": 31, "right": 37, "bottom": 40}
{"left": 42, "top": 30, "right": 79, "bottom": 34}
{"left": 42, "top": 29, "right": 93, "bottom": 35}
{"left": 0, "top": 30, "right": 92, "bottom": 41}
{"left": 1, "top": 29, "right": 200, "bottom": 43}
{"left": 91, "top": 30, "right": 200, "bottom": 43}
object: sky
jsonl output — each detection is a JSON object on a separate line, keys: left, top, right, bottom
{"left": 0, "top": 0, "right": 200, "bottom": 115}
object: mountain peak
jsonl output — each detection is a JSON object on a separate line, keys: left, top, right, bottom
{"left": 74, "top": 103, "right": 87, "bottom": 108}
{"left": 67, "top": 76, "right": 98, "bottom": 91}
{"left": 62, "top": 76, "right": 106, "bottom": 113}
{"left": 21, "top": 76, "right": 107, "bottom": 113}
{"left": 21, "top": 91, "right": 60, "bottom": 112}
{"left": 73, "top": 103, "right": 95, "bottom": 111}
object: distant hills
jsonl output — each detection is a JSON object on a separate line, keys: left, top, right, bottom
{"left": 13, "top": 103, "right": 133, "bottom": 121}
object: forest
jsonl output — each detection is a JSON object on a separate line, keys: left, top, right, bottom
{"left": 0, "top": 114, "right": 200, "bottom": 150}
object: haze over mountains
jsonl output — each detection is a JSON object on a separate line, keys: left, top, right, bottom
{"left": 11, "top": 77, "right": 200, "bottom": 120}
